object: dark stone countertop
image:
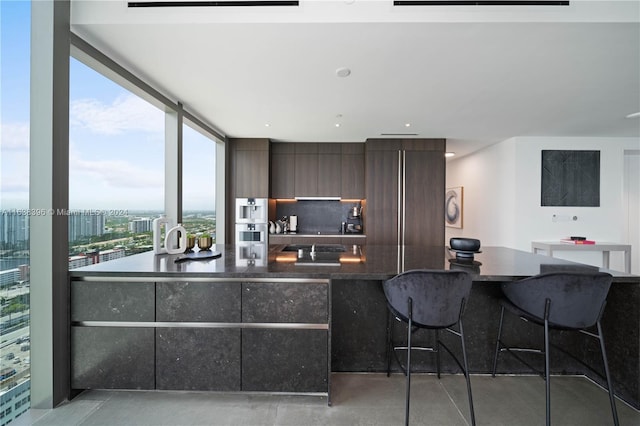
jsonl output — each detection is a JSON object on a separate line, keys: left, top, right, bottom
{"left": 68, "top": 245, "right": 639, "bottom": 283}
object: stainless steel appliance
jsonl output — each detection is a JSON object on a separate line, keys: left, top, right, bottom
{"left": 235, "top": 197, "right": 268, "bottom": 223}
{"left": 235, "top": 242, "right": 267, "bottom": 266}
{"left": 235, "top": 198, "right": 268, "bottom": 254}
{"left": 236, "top": 223, "right": 268, "bottom": 243}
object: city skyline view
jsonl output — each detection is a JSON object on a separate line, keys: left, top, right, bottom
{"left": 1, "top": 1, "right": 217, "bottom": 212}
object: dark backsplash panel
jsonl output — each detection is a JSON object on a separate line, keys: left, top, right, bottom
{"left": 274, "top": 200, "right": 361, "bottom": 234}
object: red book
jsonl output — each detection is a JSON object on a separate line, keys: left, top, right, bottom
{"left": 560, "top": 238, "right": 596, "bottom": 244}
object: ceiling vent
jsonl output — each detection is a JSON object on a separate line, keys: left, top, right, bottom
{"left": 128, "top": 1, "right": 299, "bottom": 8}
{"left": 393, "top": 1, "right": 569, "bottom": 6}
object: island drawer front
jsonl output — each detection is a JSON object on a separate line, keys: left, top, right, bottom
{"left": 71, "top": 280, "right": 155, "bottom": 322}
{"left": 242, "top": 329, "right": 328, "bottom": 393}
{"left": 156, "top": 281, "right": 241, "bottom": 322}
{"left": 71, "top": 326, "right": 154, "bottom": 390}
{"left": 156, "top": 328, "right": 241, "bottom": 391}
{"left": 241, "top": 281, "right": 328, "bottom": 323}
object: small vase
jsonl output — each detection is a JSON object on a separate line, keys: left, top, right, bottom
{"left": 197, "top": 236, "right": 213, "bottom": 251}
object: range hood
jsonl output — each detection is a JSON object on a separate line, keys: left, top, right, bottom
{"left": 294, "top": 196, "right": 341, "bottom": 201}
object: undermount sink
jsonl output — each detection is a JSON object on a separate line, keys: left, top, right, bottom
{"left": 281, "top": 244, "right": 347, "bottom": 253}
{"left": 282, "top": 245, "right": 344, "bottom": 266}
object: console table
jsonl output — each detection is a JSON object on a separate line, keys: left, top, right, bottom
{"left": 531, "top": 241, "right": 632, "bottom": 273}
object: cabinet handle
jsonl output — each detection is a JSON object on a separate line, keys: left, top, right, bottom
{"left": 397, "top": 150, "right": 402, "bottom": 247}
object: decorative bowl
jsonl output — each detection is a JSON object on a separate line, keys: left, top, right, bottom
{"left": 449, "top": 238, "right": 481, "bottom": 252}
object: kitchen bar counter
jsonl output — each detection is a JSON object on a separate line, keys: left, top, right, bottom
{"left": 69, "top": 245, "right": 639, "bottom": 408}
{"left": 69, "top": 245, "right": 638, "bottom": 282}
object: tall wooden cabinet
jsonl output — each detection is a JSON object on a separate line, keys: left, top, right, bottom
{"left": 227, "top": 138, "right": 270, "bottom": 243}
{"left": 365, "top": 139, "right": 445, "bottom": 246}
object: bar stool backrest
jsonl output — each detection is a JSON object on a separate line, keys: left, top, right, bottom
{"left": 501, "top": 272, "right": 613, "bottom": 329}
{"left": 383, "top": 269, "right": 472, "bottom": 328}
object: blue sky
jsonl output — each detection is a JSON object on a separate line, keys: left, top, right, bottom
{"left": 1, "top": 0, "right": 216, "bottom": 211}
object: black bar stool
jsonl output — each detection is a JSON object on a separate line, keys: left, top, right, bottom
{"left": 491, "top": 271, "right": 619, "bottom": 426}
{"left": 383, "top": 269, "right": 475, "bottom": 426}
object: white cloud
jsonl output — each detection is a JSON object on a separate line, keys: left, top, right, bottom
{"left": 1, "top": 175, "right": 29, "bottom": 193}
{"left": 0, "top": 122, "right": 29, "bottom": 151}
{"left": 70, "top": 93, "right": 164, "bottom": 135}
{"left": 70, "top": 147, "right": 163, "bottom": 189}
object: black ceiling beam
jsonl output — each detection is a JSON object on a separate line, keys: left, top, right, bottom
{"left": 128, "top": 1, "right": 299, "bottom": 7}
{"left": 394, "top": 1, "right": 569, "bottom": 5}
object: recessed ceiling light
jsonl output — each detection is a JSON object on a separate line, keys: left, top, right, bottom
{"left": 626, "top": 112, "right": 640, "bottom": 118}
{"left": 336, "top": 67, "right": 351, "bottom": 78}
{"left": 264, "top": 123, "right": 271, "bottom": 127}
{"left": 405, "top": 123, "right": 411, "bottom": 127}
{"left": 445, "top": 152, "right": 455, "bottom": 158}
{"left": 335, "top": 123, "right": 341, "bottom": 127}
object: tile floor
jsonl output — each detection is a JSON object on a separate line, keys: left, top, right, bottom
{"left": 15, "top": 374, "right": 640, "bottom": 426}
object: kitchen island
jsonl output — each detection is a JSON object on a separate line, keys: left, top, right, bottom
{"left": 69, "top": 245, "right": 639, "bottom": 408}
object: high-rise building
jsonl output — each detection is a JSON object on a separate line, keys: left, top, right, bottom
{"left": 68, "top": 211, "right": 105, "bottom": 242}
{"left": 129, "top": 218, "right": 152, "bottom": 233}
{"left": 0, "top": 212, "right": 29, "bottom": 247}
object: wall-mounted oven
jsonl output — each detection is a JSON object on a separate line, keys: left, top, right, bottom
{"left": 235, "top": 223, "right": 268, "bottom": 244}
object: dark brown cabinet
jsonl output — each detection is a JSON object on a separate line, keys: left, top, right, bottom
{"left": 294, "top": 144, "right": 320, "bottom": 196}
{"left": 318, "top": 143, "right": 342, "bottom": 197}
{"left": 227, "top": 138, "right": 270, "bottom": 243}
{"left": 270, "top": 142, "right": 295, "bottom": 199}
{"left": 365, "top": 139, "right": 445, "bottom": 246}
{"left": 341, "top": 143, "right": 365, "bottom": 199}
{"left": 231, "top": 138, "right": 270, "bottom": 198}
{"left": 270, "top": 142, "right": 364, "bottom": 199}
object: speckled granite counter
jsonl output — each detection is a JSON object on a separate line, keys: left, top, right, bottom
{"left": 68, "top": 245, "right": 639, "bottom": 408}
{"left": 69, "top": 245, "right": 638, "bottom": 282}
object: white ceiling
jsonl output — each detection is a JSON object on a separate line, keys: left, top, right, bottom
{"left": 70, "top": 0, "right": 640, "bottom": 158}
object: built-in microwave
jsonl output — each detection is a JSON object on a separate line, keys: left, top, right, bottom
{"left": 235, "top": 223, "right": 268, "bottom": 244}
{"left": 235, "top": 198, "right": 268, "bottom": 224}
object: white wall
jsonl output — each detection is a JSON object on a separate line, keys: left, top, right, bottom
{"left": 446, "top": 137, "right": 640, "bottom": 273}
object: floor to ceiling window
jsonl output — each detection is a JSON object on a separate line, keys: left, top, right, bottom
{"left": 182, "top": 122, "right": 218, "bottom": 242}
{"left": 68, "top": 58, "right": 165, "bottom": 267}
{"left": 0, "top": 2, "right": 31, "bottom": 424}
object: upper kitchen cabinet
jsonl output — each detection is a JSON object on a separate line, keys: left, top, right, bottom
{"left": 340, "top": 143, "right": 365, "bottom": 199}
{"left": 317, "top": 143, "right": 342, "bottom": 197}
{"left": 270, "top": 142, "right": 363, "bottom": 199}
{"left": 270, "top": 142, "right": 295, "bottom": 199}
{"left": 230, "top": 138, "right": 270, "bottom": 198}
{"left": 294, "top": 143, "right": 320, "bottom": 196}
{"left": 365, "top": 139, "right": 445, "bottom": 246}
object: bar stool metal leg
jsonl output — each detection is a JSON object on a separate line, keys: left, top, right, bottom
{"left": 597, "top": 320, "right": 620, "bottom": 426}
{"left": 544, "top": 313, "right": 551, "bottom": 426}
{"left": 405, "top": 297, "right": 413, "bottom": 426}
{"left": 492, "top": 306, "right": 505, "bottom": 377}
{"left": 459, "top": 319, "right": 476, "bottom": 426}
